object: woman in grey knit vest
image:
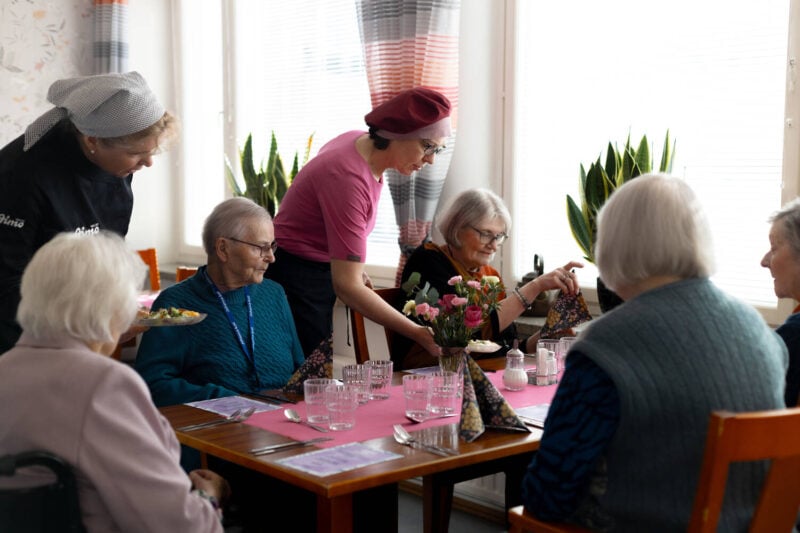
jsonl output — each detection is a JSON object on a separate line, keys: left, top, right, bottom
{"left": 521, "top": 174, "right": 787, "bottom": 532}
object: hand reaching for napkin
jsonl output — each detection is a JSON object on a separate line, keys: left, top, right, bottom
{"left": 282, "top": 336, "right": 333, "bottom": 394}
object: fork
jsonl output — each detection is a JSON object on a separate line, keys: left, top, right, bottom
{"left": 177, "top": 406, "right": 256, "bottom": 432}
{"left": 393, "top": 425, "right": 459, "bottom": 456}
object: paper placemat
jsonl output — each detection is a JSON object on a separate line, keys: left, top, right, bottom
{"left": 185, "top": 395, "right": 280, "bottom": 416}
{"left": 515, "top": 403, "right": 551, "bottom": 426}
{"left": 276, "top": 442, "right": 402, "bottom": 477}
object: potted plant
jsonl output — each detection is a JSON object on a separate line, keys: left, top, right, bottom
{"left": 225, "top": 131, "right": 314, "bottom": 216}
{"left": 566, "top": 131, "right": 675, "bottom": 312}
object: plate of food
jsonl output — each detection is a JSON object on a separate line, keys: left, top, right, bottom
{"left": 136, "top": 307, "right": 206, "bottom": 327}
{"left": 466, "top": 339, "right": 502, "bottom": 353}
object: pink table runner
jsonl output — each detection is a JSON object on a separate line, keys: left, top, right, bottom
{"left": 244, "top": 371, "right": 558, "bottom": 448}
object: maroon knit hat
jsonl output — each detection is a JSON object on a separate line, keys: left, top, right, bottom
{"left": 364, "top": 87, "right": 451, "bottom": 140}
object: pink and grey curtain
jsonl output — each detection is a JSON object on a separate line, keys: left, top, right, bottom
{"left": 93, "top": 0, "right": 129, "bottom": 74}
{"left": 356, "top": 0, "right": 460, "bottom": 285}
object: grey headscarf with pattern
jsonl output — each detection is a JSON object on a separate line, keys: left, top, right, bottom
{"left": 23, "top": 71, "right": 165, "bottom": 151}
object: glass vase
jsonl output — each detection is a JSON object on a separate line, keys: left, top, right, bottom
{"left": 439, "top": 346, "right": 467, "bottom": 374}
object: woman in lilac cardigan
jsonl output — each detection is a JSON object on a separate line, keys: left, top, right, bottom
{"left": 0, "top": 231, "right": 227, "bottom": 532}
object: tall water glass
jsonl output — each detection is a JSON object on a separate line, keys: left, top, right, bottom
{"left": 365, "top": 359, "right": 393, "bottom": 400}
{"left": 342, "top": 364, "right": 372, "bottom": 404}
{"left": 303, "top": 378, "right": 335, "bottom": 424}
{"left": 558, "top": 336, "right": 577, "bottom": 373}
{"left": 325, "top": 383, "right": 359, "bottom": 431}
{"left": 403, "top": 374, "right": 432, "bottom": 422}
{"left": 429, "top": 371, "right": 459, "bottom": 416}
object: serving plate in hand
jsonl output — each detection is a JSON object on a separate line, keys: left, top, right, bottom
{"left": 136, "top": 313, "right": 207, "bottom": 327}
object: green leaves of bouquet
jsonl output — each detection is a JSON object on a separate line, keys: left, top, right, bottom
{"left": 401, "top": 272, "right": 505, "bottom": 348}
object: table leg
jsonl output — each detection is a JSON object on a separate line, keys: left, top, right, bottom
{"left": 423, "top": 474, "right": 454, "bottom": 533}
{"left": 317, "top": 493, "right": 353, "bottom": 533}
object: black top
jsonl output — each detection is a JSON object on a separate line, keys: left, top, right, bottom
{"left": 0, "top": 120, "right": 134, "bottom": 352}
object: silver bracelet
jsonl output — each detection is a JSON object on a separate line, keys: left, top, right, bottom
{"left": 513, "top": 287, "right": 532, "bottom": 309}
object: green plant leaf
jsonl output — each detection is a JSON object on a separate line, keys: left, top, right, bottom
{"left": 567, "top": 195, "right": 593, "bottom": 263}
{"left": 659, "top": 130, "right": 675, "bottom": 173}
{"left": 635, "top": 134, "right": 651, "bottom": 174}
{"left": 224, "top": 154, "right": 243, "bottom": 196}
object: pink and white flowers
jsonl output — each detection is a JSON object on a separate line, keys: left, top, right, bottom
{"left": 401, "top": 273, "right": 504, "bottom": 347}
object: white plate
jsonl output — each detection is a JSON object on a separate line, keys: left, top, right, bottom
{"left": 466, "top": 340, "right": 501, "bottom": 353}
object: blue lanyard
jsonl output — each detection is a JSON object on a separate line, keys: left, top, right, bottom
{"left": 202, "top": 270, "right": 258, "bottom": 385}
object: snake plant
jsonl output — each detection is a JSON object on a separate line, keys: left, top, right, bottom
{"left": 225, "top": 131, "right": 314, "bottom": 217}
{"left": 566, "top": 131, "right": 675, "bottom": 263}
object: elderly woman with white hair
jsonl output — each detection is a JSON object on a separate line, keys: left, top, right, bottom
{"left": 761, "top": 198, "right": 800, "bottom": 407}
{"left": 0, "top": 71, "right": 178, "bottom": 354}
{"left": 0, "top": 231, "right": 226, "bottom": 532}
{"left": 520, "top": 174, "right": 787, "bottom": 531}
{"left": 392, "top": 187, "right": 583, "bottom": 369}
{"left": 135, "top": 197, "right": 304, "bottom": 408}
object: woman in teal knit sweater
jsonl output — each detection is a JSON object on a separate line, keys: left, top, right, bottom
{"left": 136, "top": 197, "right": 304, "bottom": 408}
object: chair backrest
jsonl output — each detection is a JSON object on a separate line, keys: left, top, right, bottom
{"left": 349, "top": 287, "right": 404, "bottom": 364}
{"left": 175, "top": 266, "right": 198, "bottom": 282}
{"left": 136, "top": 248, "right": 160, "bottom": 291}
{"left": 688, "top": 407, "right": 800, "bottom": 533}
{"left": 0, "top": 451, "right": 85, "bottom": 533}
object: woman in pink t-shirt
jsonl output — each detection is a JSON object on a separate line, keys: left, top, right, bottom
{"left": 267, "top": 88, "right": 451, "bottom": 358}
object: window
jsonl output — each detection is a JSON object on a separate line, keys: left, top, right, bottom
{"left": 175, "top": 0, "right": 399, "bottom": 267}
{"left": 509, "top": 0, "right": 798, "bottom": 322}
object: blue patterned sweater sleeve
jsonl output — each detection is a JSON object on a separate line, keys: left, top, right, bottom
{"left": 521, "top": 351, "right": 620, "bottom": 521}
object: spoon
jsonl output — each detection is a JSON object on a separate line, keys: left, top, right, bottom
{"left": 392, "top": 425, "right": 458, "bottom": 456}
{"left": 284, "top": 408, "right": 329, "bottom": 433}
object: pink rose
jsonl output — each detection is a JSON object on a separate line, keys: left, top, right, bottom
{"left": 466, "top": 280, "right": 481, "bottom": 289}
{"left": 441, "top": 294, "right": 457, "bottom": 310}
{"left": 415, "top": 302, "right": 431, "bottom": 318}
{"left": 464, "top": 305, "right": 484, "bottom": 328}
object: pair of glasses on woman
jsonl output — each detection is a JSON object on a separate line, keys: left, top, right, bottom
{"left": 420, "top": 139, "right": 446, "bottom": 156}
{"left": 228, "top": 237, "right": 278, "bottom": 258}
{"left": 470, "top": 227, "right": 508, "bottom": 245}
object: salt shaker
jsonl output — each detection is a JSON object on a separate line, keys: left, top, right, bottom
{"left": 546, "top": 350, "right": 558, "bottom": 385}
{"left": 536, "top": 347, "right": 550, "bottom": 386}
{"left": 503, "top": 339, "right": 527, "bottom": 391}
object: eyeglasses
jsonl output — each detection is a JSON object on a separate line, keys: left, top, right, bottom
{"left": 420, "top": 139, "right": 446, "bottom": 156}
{"left": 227, "top": 237, "right": 278, "bottom": 257}
{"left": 470, "top": 227, "right": 508, "bottom": 245}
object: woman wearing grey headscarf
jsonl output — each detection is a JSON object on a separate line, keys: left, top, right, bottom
{"left": 0, "top": 71, "right": 177, "bottom": 354}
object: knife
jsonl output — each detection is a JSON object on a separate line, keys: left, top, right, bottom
{"left": 250, "top": 437, "right": 332, "bottom": 456}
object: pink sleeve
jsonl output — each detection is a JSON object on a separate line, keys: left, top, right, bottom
{"left": 316, "top": 165, "right": 382, "bottom": 262}
{"left": 77, "top": 366, "right": 223, "bottom": 533}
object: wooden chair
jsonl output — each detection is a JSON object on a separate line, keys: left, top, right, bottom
{"left": 136, "top": 248, "right": 161, "bottom": 291}
{"left": 175, "top": 266, "right": 198, "bottom": 282}
{"left": 111, "top": 248, "right": 160, "bottom": 361}
{"left": 348, "top": 287, "right": 403, "bottom": 364}
{"left": 508, "top": 407, "right": 800, "bottom": 533}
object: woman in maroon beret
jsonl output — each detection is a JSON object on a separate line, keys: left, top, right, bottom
{"left": 266, "top": 87, "right": 451, "bottom": 358}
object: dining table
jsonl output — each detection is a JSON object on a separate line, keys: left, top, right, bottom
{"left": 159, "top": 357, "right": 558, "bottom": 533}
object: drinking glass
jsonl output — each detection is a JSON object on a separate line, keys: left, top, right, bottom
{"left": 303, "top": 378, "right": 335, "bottom": 424}
{"left": 325, "top": 383, "right": 359, "bottom": 431}
{"left": 558, "top": 336, "right": 577, "bottom": 373}
{"left": 342, "top": 364, "right": 372, "bottom": 404}
{"left": 365, "top": 359, "right": 393, "bottom": 400}
{"left": 429, "top": 371, "right": 459, "bottom": 416}
{"left": 403, "top": 374, "right": 432, "bottom": 422}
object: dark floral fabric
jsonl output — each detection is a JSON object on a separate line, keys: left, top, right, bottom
{"left": 458, "top": 355, "right": 529, "bottom": 442}
{"left": 282, "top": 336, "right": 333, "bottom": 394}
{"left": 539, "top": 291, "right": 592, "bottom": 339}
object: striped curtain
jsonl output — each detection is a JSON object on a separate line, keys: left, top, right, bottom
{"left": 356, "top": 0, "right": 461, "bottom": 285}
{"left": 93, "top": 0, "right": 129, "bottom": 73}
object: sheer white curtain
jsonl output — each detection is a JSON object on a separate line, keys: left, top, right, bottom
{"left": 509, "top": 0, "right": 797, "bottom": 321}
